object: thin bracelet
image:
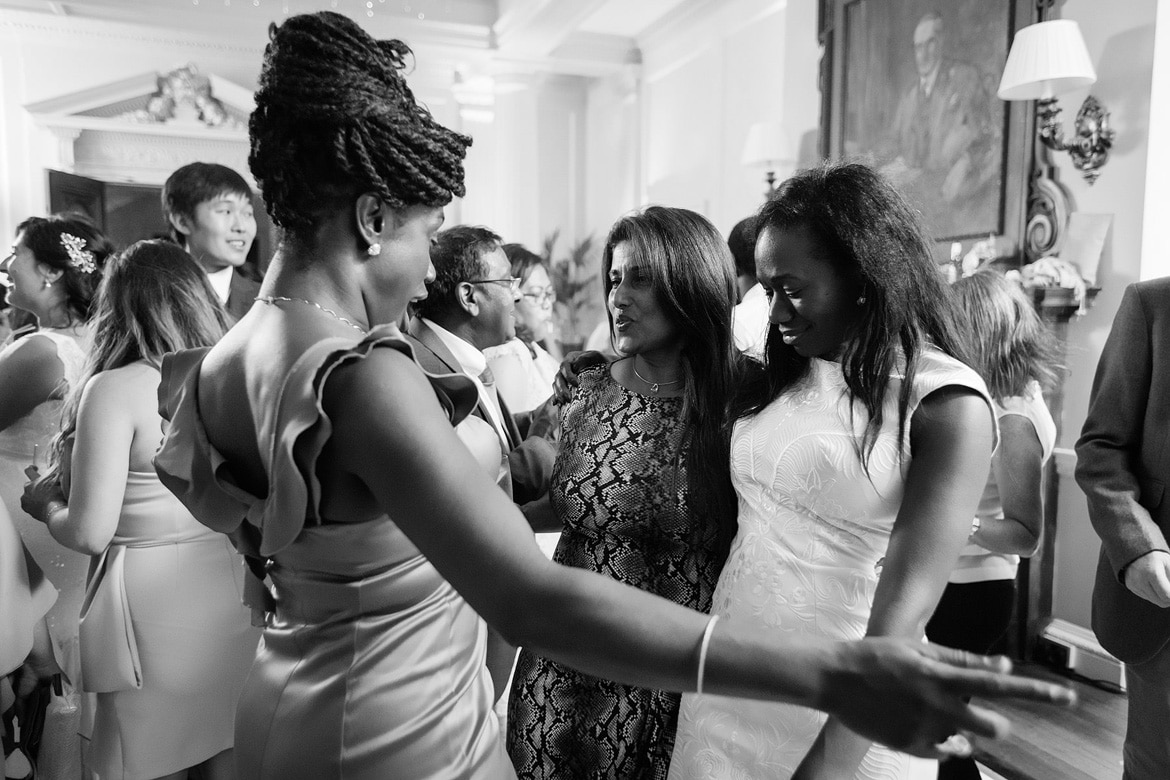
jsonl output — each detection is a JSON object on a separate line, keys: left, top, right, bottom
{"left": 42, "top": 500, "right": 67, "bottom": 523}
{"left": 696, "top": 614, "right": 720, "bottom": 695}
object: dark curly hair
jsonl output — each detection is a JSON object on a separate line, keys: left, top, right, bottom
{"left": 733, "top": 161, "right": 971, "bottom": 472}
{"left": 248, "top": 11, "right": 471, "bottom": 242}
{"left": 16, "top": 213, "right": 114, "bottom": 323}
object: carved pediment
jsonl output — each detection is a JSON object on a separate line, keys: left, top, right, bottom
{"left": 26, "top": 65, "right": 254, "bottom": 185}
{"left": 27, "top": 65, "right": 252, "bottom": 137}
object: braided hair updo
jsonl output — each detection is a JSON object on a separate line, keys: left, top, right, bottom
{"left": 249, "top": 11, "right": 471, "bottom": 241}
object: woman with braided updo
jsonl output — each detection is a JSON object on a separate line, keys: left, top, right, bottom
{"left": 150, "top": 11, "right": 1070, "bottom": 780}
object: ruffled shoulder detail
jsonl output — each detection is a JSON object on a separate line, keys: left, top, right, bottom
{"left": 154, "top": 325, "right": 478, "bottom": 559}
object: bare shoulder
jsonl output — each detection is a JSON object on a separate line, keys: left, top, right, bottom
{"left": 912, "top": 386, "right": 994, "bottom": 444}
{"left": 0, "top": 331, "right": 60, "bottom": 366}
{"left": 82, "top": 363, "right": 159, "bottom": 411}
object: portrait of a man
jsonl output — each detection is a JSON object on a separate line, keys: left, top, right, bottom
{"left": 842, "top": 1, "right": 1007, "bottom": 242}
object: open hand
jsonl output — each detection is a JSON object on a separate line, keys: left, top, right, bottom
{"left": 825, "top": 638, "right": 1075, "bottom": 761}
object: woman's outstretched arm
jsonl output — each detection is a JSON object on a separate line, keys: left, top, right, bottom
{"left": 329, "top": 352, "right": 1069, "bottom": 760}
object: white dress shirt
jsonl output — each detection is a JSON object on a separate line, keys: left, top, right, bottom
{"left": 419, "top": 318, "right": 511, "bottom": 447}
{"left": 206, "top": 265, "right": 234, "bottom": 305}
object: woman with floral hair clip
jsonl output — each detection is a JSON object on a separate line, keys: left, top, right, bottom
{"left": 0, "top": 212, "right": 111, "bottom": 773}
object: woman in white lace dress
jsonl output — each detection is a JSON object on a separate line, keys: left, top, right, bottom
{"left": 670, "top": 162, "right": 998, "bottom": 780}
{"left": 0, "top": 214, "right": 110, "bottom": 776}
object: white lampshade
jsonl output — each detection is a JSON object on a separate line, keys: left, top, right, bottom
{"left": 741, "top": 122, "right": 791, "bottom": 167}
{"left": 998, "top": 20, "right": 1096, "bottom": 101}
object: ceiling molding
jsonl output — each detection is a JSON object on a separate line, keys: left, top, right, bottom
{"left": 493, "top": 0, "right": 609, "bottom": 58}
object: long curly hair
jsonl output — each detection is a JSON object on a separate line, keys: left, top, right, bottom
{"left": 601, "top": 206, "right": 750, "bottom": 559}
{"left": 248, "top": 11, "right": 471, "bottom": 242}
{"left": 733, "top": 161, "right": 971, "bottom": 472}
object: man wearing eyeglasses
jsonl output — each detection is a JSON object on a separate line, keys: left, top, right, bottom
{"left": 408, "top": 225, "right": 557, "bottom": 709}
{"left": 408, "top": 225, "right": 555, "bottom": 507}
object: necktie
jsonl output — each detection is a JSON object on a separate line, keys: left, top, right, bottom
{"left": 478, "top": 366, "right": 514, "bottom": 496}
{"left": 479, "top": 367, "right": 511, "bottom": 447}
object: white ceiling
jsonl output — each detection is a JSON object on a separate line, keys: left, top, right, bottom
{"left": 0, "top": 0, "right": 693, "bottom": 75}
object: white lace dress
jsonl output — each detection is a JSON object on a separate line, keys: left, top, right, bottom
{"left": 668, "top": 349, "right": 991, "bottom": 780}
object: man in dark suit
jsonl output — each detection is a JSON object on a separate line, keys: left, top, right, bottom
{"left": 409, "top": 225, "right": 555, "bottom": 506}
{"left": 161, "top": 162, "right": 260, "bottom": 321}
{"left": 1076, "top": 276, "right": 1170, "bottom": 780}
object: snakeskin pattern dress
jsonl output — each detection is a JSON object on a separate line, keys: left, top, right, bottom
{"left": 506, "top": 365, "right": 726, "bottom": 779}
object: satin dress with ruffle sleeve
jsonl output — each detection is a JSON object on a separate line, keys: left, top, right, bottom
{"left": 153, "top": 326, "right": 516, "bottom": 780}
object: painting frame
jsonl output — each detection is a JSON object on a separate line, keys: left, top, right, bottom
{"left": 819, "top": 0, "right": 1039, "bottom": 263}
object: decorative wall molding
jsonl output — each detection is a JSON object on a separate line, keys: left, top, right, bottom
{"left": 73, "top": 130, "right": 248, "bottom": 185}
{"left": 26, "top": 65, "right": 253, "bottom": 186}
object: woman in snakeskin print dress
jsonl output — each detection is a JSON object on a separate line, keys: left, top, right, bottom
{"left": 506, "top": 206, "right": 749, "bottom": 779}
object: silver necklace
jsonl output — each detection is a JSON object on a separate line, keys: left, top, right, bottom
{"left": 255, "top": 296, "right": 367, "bottom": 334}
{"left": 631, "top": 360, "right": 682, "bottom": 394}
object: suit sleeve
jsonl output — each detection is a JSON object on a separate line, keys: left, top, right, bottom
{"left": 1075, "top": 283, "right": 1169, "bottom": 579}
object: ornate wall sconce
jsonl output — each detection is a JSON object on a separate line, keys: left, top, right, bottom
{"left": 998, "top": 19, "right": 1115, "bottom": 185}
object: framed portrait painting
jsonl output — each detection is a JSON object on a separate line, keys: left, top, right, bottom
{"left": 820, "top": 0, "right": 1038, "bottom": 257}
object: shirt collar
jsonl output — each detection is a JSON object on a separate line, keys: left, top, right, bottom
{"left": 206, "top": 265, "right": 234, "bottom": 304}
{"left": 421, "top": 318, "right": 486, "bottom": 377}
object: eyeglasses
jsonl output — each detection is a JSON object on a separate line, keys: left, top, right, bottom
{"left": 521, "top": 287, "right": 556, "bottom": 307}
{"left": 466, "top": 277, "right": 522, "bottom": 294}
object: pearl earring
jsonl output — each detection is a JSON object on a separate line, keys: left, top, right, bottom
{"left": 856, "top": 295, "right": 866, "bottom": 305}
{"left": 43, "top": 279, "right": 53, "bottom": 289}
{"left": 367, "top": 243, "right": 382, "bottom": 257}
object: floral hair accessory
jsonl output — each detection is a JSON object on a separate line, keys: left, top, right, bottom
{"left": 60, "top": 233, "right": 96, "bottom": 274}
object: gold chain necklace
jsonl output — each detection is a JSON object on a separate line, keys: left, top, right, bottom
{"left": 631, "top": 361, "right": 682, "bottom": 394}
{"left": 255, "top": 296, "right": 367, "bottom": 334}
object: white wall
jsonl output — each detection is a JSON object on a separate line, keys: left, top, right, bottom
{"left": 636, "top": 0, "right": 818, "bottom": 238}
{"left": 0, "top": 9, "right": 265, "bottom": 241}
{"left": 0, "top": 8, "right": 498, "bottom": 245}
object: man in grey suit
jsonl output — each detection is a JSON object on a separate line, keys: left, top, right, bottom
{"left": 1076, "top": 276, "right": 1170, "bottom": 780}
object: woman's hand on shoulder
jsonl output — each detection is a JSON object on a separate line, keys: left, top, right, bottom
{"left": 551, "top": 350, "right": 609, "bottom": 405}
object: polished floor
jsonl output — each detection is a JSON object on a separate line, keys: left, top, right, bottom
{"left": 973, "top": 663, "right": 1126, "bottom": 780}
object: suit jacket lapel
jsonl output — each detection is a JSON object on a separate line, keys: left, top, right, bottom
{"left": 407, "top": 318, "right": 505, "bottom": 439}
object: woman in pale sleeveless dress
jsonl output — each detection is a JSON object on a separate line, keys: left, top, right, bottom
{"left": 23, "top": 241, "right": 259, "bottom": 780}
{"left": 149, "top": 13, "right": 1067, "bottom": 779}
{"left": 670, "top": 163, "right": 1001, "bottom": 780}
{"left": 925, "top": 270, "right": 1061, "bottom": 780}
{"left": 0, "top": 214, "right": 110, "bottom": 778}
